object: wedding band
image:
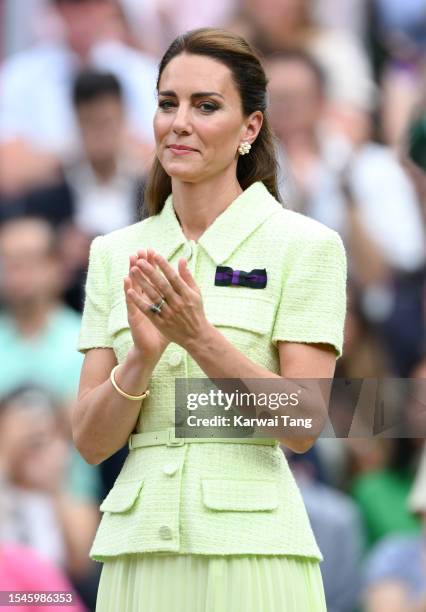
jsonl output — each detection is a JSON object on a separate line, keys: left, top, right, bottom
{"left": 149, "top": 297, "right": 166, "bottom": 314}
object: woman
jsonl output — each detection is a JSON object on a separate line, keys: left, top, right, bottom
{"left": 72, "top": 28, "right": 347, "bottom": 611}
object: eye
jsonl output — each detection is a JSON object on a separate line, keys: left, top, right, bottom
{"left": 158, "top": 100, "right": 175, "bottom": 110}
{"left": 198, "top": 102, "right": 218, "bottom": 113}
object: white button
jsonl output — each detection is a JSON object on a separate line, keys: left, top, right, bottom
{"left": 159, "top": 525, "right": 173, "bottom": 540}
{"left": 168, "top": 352, "right": 182, "bottom": 367}
{"left": 183, "top": 244, "right": 192, "bottom": 260}
{"left": 162, "top": 463, "right": 179, "bottom": 476}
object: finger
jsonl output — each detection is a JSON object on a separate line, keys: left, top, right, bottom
{"left": 136, "top": 249, "right": 147, "bottom": 261}
{"left": 128, "top": 255, "right": 146, "bottom": 300}
{"left": 135, "top": 249, "right": 157, "bottom": 277}
{"left": 126, "top": 285, "right": 162, "bottom": 320}
{"left": 136, "top": 258, "right": 176, "bottom": 304}
{"left": 178, "top": 258, "right": 198, "bottom": 291}
{"left": 124, "top": 276, "right": 140, "bottom": 318}
{"left": 153, "top": 253, "right": 187, "bottom": 295}
{"left": 131, "top": 265, "right": 163, "bottom": 303}
{"left": 129, "top": 253, "right": 138, "bottom": 271}
{"left": 136, "top": 248, "right": 155, "bottom": 265}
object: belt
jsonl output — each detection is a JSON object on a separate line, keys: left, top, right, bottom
{"left": 128, "top": 427, "right": 279, "bottom": 450}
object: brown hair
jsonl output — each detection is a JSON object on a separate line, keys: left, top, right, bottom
{"left": 144, "top": 27, "right": 281, "bottom": 215}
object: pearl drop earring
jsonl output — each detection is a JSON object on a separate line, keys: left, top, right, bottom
{"left": 238, "top": 141, "right": 251, "bottom": 155}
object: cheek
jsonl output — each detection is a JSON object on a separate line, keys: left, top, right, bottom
{"left": 198, "top": 118, "right": 240, "bottom": 153}
{"left": 153, "top": 112, "right": 169, "bottom": 144}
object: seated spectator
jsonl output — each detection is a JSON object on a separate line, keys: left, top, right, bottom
{"left": 401, "top": 106, "right": 426, "bottom": 224}
{"left": 0, "top": 70, "right": 148, "bottom": 310}
{"left": 266, "top": 49, "right": 425, "bottom": 276}
{"left": 0, "top": 0, "right": 157, "bottom": 196}
{"left": 362, "top": 442, "right": 426, "bottom": 612}
{"left": 120, "top": 0, "right": 237, "bottom": 58}
{"left": 230, "top": 0, "right": 376, "bottom": 134}
{"left": 0, "top": 385, "right": 100, "bottom": 608}
{"left": 266, "top": 49, "right": 425, "bottom": 375}
{"left": 0, "top": 217, "right": 84, "bottom": 399}
{"left": 311, "top": 0, "right": 367, "bottom": 41}
{"left": 0, "top": 543, "right": 86, "bottom": 611}
{"left": 285, "top": 446, "right": 365, "bottom": 612}
{"left": 335, "top": 282, "right": 392, "bottom": 379}
{"left": 0, "top": 217, "right": 101, "bottom": 521}
{"left": 372, "top": 0, "right": 426, "bottom": 147}
{"left": 7, "top": 69, "right": 147, "bottom": 236}
{"left": 349, "top": 439, "right": 423, "bottom": 550}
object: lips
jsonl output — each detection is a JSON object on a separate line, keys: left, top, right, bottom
{"left": 167, "top": 145, "right": 197, "bottom": 151}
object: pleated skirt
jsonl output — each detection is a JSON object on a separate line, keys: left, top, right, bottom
{"left": 95, "top": 553, "right": 327, "bottom": 612}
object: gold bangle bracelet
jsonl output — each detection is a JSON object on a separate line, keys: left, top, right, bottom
{"left": 110, "top": 364, "right": 150, "bottom": 401}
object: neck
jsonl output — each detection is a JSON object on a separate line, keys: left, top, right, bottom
{"left": 91, "top": 158, "right": 117, "bottom": 183}
{"left": 171, "top": 169, "right": 243, "bottom": 241}
{"left": 11, "top": 301, "right": 58, "bottom": 339}
{"left": 68, "top": 39, "right": 93, "bottom": 64}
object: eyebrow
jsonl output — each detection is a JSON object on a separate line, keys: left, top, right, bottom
{"left": 158, "top": 90, "right": 225, "bottom": 100}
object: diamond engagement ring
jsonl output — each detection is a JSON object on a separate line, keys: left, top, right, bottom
{"left": 149, "top": 297, "right": 166, "bottom": 314}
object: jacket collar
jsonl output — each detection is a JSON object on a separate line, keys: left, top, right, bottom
{"left": 149, "top": 181, "right": 282, "bottom": 265}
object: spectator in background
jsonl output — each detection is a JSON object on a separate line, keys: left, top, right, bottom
{"left": 285, "top": 445, "right": 365, "bottom": 612}
{"left": 0, "top": 385, "right": 99, "bottom": 610}
{"left": 311, "top": 0, "right": 367, "bottom": 41}
{"left": 266, "top": 50, "right": 425, "bottom": 375}
{"left": 0, "top": 70, "right": 148, "bottom": 311}
{"left": 22, "top": 70, "right": 145, "bottom": 236}
{"left": 0, "top": 0, "right": 157, "bottom": 196}
{"left": 362, "top": 441, "right": 426, "bottom": 612}
{"left": 118, "top": 0, "right": 237, "bottom": 59}
{"left": 0, "top": 217, "right": 84, "bottom": 399}
{"left": 0, "top": 387, "right": 70, "bottom": 568}
{"left": 1, "top": 0, "right": 49, "bottom": 59}
{"left": 349, "top": 438, "right": 423, "bottom": 551}
{"left": 372, "top": 0, "right": 426, "bottom": 147}
{"left": 230, "top": 0, "right": 376, "bottom": 139}
{"left": 266, "top": 50, "right": 425, "bottom": 277}
{"left": 0, "top": 217, "right": 101, "bottom": 524}
{"left": 402, "top": 103, "right": 426, "bottom": 223}
{"left": 0, "top": 541, "right": 86, "bottom": 612}
{"left": 335, "top": 282, "right": 392, "bottom": 379}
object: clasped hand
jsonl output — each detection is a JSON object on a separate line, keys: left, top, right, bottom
{"left": 123, "top": 248, "right": 209, "bottom": 360}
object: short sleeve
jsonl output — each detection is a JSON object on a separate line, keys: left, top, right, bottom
{"left": 77, "top": 235, "right": 113, "bottom": 354}
{"left": 272, "top": 231, "right": 347, "bottom": 359}
{"left": 362, "top": 536, "right": 421, "bottom": 593}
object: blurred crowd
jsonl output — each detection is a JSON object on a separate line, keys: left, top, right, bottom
{"left": 0, "top": 0, "right": 425, "bottom": 610}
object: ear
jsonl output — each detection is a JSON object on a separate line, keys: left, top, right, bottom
{"left": 241, "top": 110, "right": 263, "bottom": 146}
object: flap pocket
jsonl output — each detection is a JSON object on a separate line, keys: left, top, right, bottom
{"left": 201, "top": 478, "right": 278, "bottom": 511}
{"left": 99, "top": 479, "right": 144, "bottom": 513}
{"left": 108, "top": 301, "right": 130, "bottom": 336}
{"left": 203, "top": 294, "right": 275, "bottom": 335}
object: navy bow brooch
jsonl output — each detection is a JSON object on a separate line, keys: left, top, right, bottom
{"left": 215, "top": 266, "right": 267, "bottom": 289}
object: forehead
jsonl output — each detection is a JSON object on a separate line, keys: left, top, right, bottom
{"left": 159, "top": 53, "right": 238, "bottom": 98}
{"left": 77, "top": 95, "right": 123, "bottom": 114}
{"left": 266, "top": 59, "right": 319, "bottom": 90}
{"left": 0, "top": 222, "right": 50, "bottom": 255}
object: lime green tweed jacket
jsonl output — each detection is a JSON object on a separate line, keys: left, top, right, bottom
{"left": 77, "top": 181, "right": 347, "bottom": 562}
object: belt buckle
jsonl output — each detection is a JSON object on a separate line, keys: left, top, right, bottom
{"left": 166, "top": 429, "right": 185, "bottom": 447}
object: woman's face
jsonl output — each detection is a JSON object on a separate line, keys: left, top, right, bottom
{"left": 154, "top": 53, "right": 262, "bottom": 184}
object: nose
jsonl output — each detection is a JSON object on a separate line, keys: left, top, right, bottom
{"left": 172, "top": 103, "right": 192, "bottom": 135}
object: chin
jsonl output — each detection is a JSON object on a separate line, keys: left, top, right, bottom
{"left": 163, "top": 163, "right": 203, "bottom": 182}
